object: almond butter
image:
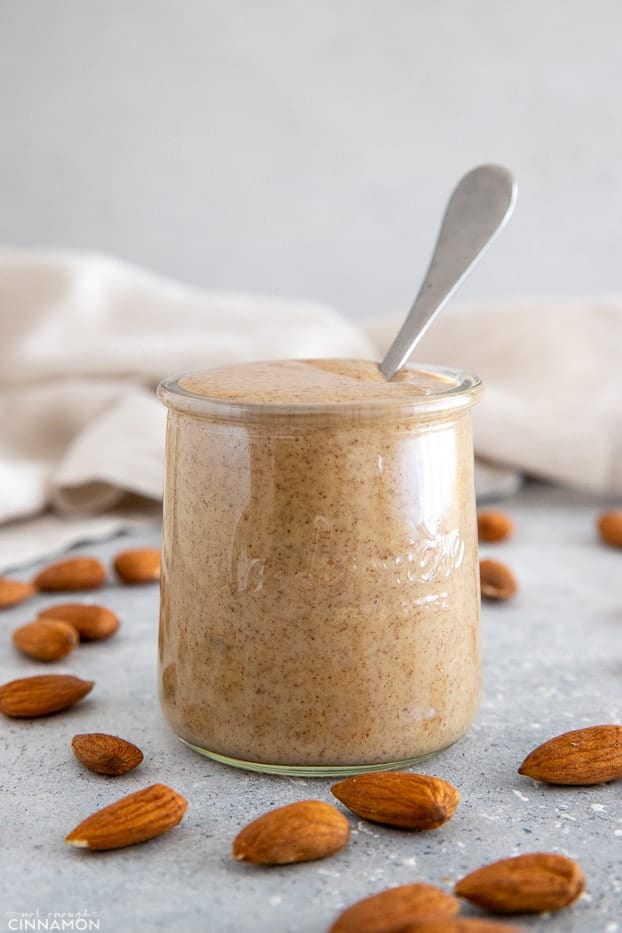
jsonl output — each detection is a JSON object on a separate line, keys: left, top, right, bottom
{"left": 0, "top": 577, "right": 36, "bottom": 609}
{"left": 331, "top": 771, "right": 459, "bottom": 830}
{"left": 455, "top": 852, "right": 585, "bottom": 914}
{"left": 597, "top": 510, "right": 622, "bottom": 548}
{"left": 72, "top": 733, "right": 144, "bottom": 775}
{"left": 113, "top": 548, "right": 161, "bottom": 584}
{"left": 328, "top": 883, "right": 460, "bottom": 933}
{"left": 0, "top": 674, "right": 94, "bottom": 718}
{"left": 479, "top": 558, "right": 517, "bottom": 601}
{"left": 33, "top": 557, "right": 106, "bottom": 592}
{"left": 412, "top": 921, "right": 525, "bottom": 933}
{"left": 518, "top": 724, "right": 622, "bottom": 785}
{"left": 13, "top": 618, "right": 79, "bottom": 661}
{"left": 66, "top": 783, "right": 187, "bottom": 850}
{"left": 233, "top": 800, "right": 350, "bottom": 865}
{"left": 477, "top": 510, "right": 514, "bottom": 543}
{"left": 38, "top": 603, "right": 120, "bottom": 641}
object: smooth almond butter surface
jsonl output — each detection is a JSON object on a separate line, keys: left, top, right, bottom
{"left": 328, "top": 883, "right": 460, "bottom": 933}
{"left": 331, "top": 771, "right": 459, "bottom": 830}
{"left": 518, "top": 724, "right": 622, "bottom": 785}
{"left": 479, "top": 559, "right": 518, "bottom": 601}
{"left": 13, "top": 618, "right": 79, "bottom": 661}
{"left": 597, "top": 511, "right": 622, "bottom": 548}
{"left": 413, "top": 920, "right": 525, "bottom": 933}
{"left": 38, "top": 603, "right": 120, "bottom": 641}
{"left": 72, "top": 733, "right": 144, "bottom": 776}
{"left": 233, "top": 800, "right": 350, "bottom": 865}
{"left": 113, "top": 548, "right": 161, "bottom": 584}
{"left": 0, "top": 577, "right": 36, "bottom": 609}
{"left": 0, "top": 674, "right": 94, "bottom": 718}
{"left": 66, "top": 783, "right": 187, "bottom": 850}
{"left": 33, "top": 557, "right": 107, "bottom": 592}
{"left": 455, "top": 852, "right": 585, "bottom": 914}
{"left": 477, "top": 510, "right": 514, "bottom": 543}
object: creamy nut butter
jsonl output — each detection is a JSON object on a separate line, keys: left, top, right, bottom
{"left": 158, "top": 359, "right": 482, "bottom": 775}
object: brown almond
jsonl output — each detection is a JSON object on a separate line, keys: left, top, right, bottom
{"left": 477, "top": 510, "right": 514, "bottom": 543}
{"left": 38, "top": 603, "right": 120, "bottom": 641}
{"left": 0, "top": 577, "right": 36, "bottom": 609}
{"left": 455, "top": 852, "right": 585, "bottom": 914}
{"left": 72, "top": 733, "right": 144, "bottom": 776}
{"left": 518, "top": 724, "right": 622, "bottom": 785}
{"left": 331, "top": 771, "right": 459, "bottom": 830}
{"left": 113, "top": 548, "right": 161, "bottom": 584}
{"left": 479, "top": 559, "right": 517, "bottom": 601}
{"left": 597, "top": 511, "right": 622, "bottom": 548}
{"left": 33, "top": 557, "right": 107, "bottom": 592}
{"left": 13, "top": 618, "right": 79, "bottom": 661}
{"left": 328, "top": 883, "right": 460, "bottom": 933}
{"left": 233, "top": 800, "right": 350, "bottom": 865}
{"left": 0, "top": 674, "right": 94, "bottom": 718}
{"left": 412, "top": 921, "right": 525, "bottom": 933}
{"left": 66, "top": 783, "right": 187, "bottom": 850}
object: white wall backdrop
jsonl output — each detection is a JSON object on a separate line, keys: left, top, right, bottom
{"left": 1, "top": 0, "right": 621, "bottom": 319}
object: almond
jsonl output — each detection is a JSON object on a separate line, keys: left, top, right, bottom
{"left": 66, "top": 783, "right": 187, "bottom": 850}
{"left": 113, "top": 548, "right": 161, "bottom": 584}
{"left": 0, "top": 577, "right": 36, "bottom": 609}
{"left": 477, "top": 510, "right": 514, "bottom": 543}
{"left": 597, "top": 511, "right": 622, "bottom": 548}
{"left": 13, "top": 618, "right": 79, "bottom": 661}
{"left": 72, "top": 733, "right": 144, "bottom": 775}
{"left": 455, "top": 852, "right": 585, "bottom": 914}
{"left": 331, "top": 771, "right": 459, "bottom": 830}
{"left": 233, "top": 800, "right": 350, "bottom": 865}
{"left": 328, "top": 883, "right": 460, "bottom": 933}
{"left": 518, "top": 724, "right": 622, "bottom": 785}
{"left": 33, "top": 557, "right": 106, "bottom": 592}
{"left": 479, "top": 559, "right": 517, "bottom": 601}
{"left": 413, "top": 921, "right": 525, "bottom": 933}
{"left": 0, "top": 674, "right": 94, "bottom": 718}
{"left": 38, "top": 603, "right": 120, "bottom": 641}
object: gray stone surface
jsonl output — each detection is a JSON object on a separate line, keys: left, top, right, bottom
{"left": 0, "top": 483, "right": 620, "bottom": 932}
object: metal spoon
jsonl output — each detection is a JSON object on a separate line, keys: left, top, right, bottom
{"left": 379, "top": 164, "right": 517, "bottom": 381}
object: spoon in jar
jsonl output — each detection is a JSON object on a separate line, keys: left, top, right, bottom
{"left": 379, "top": 164, "right": 517, "bottom": 381}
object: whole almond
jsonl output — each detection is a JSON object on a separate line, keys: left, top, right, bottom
{"left": 413, "top": 921, "right": 525, "bottom": 933}
{"left": 13, "top": 618, "right": 79, "bottom": 661}
{"left": 72, "top": 733, "right": 144, "bottom": 776}
{"left": 479, "top": 559, "right": 517, "bottom": 601}
{"left": 38, "top": 603, "right": 120, "bottom": 641}
{"left": 233, "top": 800, "right": 350, "bottom": 865}
{"left": 0, "top": 674, "right": 94, "bottom": 718}
{"left": 597, "top": 511, "right": 622, "bottom": 548}
{"left": 518, "top": 724, "right": 622, "bottom": 785}
{"left": 66, "top": 783, "right": 187, "bottom": 850}
{"left": 0, "top": 577, "right": 36, "bottom": 609}
{"left": 455, "top": 852, "right": 585, "bottom": 914}
{"left": 33, "top": 557, "right": 106, "bottom": 592}
{"left": 331, "top": 771, "right": 459, "bottom": 830}
{"left": 328, "top": 883, "right": 460, "bottom": 933}
{"left": 113, "top": 548, "right": 161, "bottom": 584}
{"left": 477, "top": 510, "right": 514, "bottom": 543}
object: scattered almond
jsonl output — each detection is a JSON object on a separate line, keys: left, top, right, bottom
{"left": 331, "top": 771, "right": 459, "bottom": 830}
{"left": 327, "top": 883, "right": 460, "bottom": 933}
{"left": 479, "top": 559, "right": 517, "bottom": 601}
{"left": 66, "top": 783, "right": 187, "bottom": 850}
{"left": 113, "top": 548, "right": 161, "bottom": 584}
{"left": 518, "top": 724, "right": 622, "bottom": 785}
{"left": 13, "top": 618, "right": 79, "bottom": 662}
{"left": 455, "top": 852, "right": 585, "bottom": 914}
{"left": 0, "top": 674, "right": 94, "bottom": 718}
{"left": 72, "top": 733, "right": 144, "bottom": 776}
{"left": 33, "top": 557, "right": 106, "bottom": 592}
{"left": 413, "top": 921, "right": 525, "bottom": 933}
{"left": 477, "top": 510, "right": 514, "bottom": 543}
{"left": 233, "top": 800, "right": 350, "bottom": 865}
{"left": 0, "top": 577, "right": 36, "bottom": 609}
{"left": 38, "top": 603, "right": 120, "bottom": 641}
{"left": 597, "top": 510, "right": 622, "bottom": 548}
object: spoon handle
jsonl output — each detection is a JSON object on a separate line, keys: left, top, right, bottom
{"left": 379, "top": 164, "right": 517, "bottom": 380}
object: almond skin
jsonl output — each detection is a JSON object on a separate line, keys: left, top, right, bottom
{"left": 38, "top": 603, "right": 120, "bottom": 641}
{"left": 331, "top": 771, "right": 459, "bottom": 830}
{"left": 518, "top": 724, "right": 622, "bottom": 785}
{"left": 479, "top": 559, "right": 518, "bottom": 601}
{"left": 0, "top": 674, "right": 94, "bottom": 718}
{"left": 66, "top": 783, "right": 187, "bottom": 850}
{"left": 233, "top": 800, "right": 350, "bottom": 865}
{"left": 0, "top": 577, "right": 36, "bottom": 609}
{"left": 72, "top": 733, "right": 144, "bottom": 776}
{"left": 597, "top": 511, "right": 622, "bottom": 548}
{"left": 413, "top": 921, "right": 525, "bottom": 933}
{"left": 328, "top": 883, "right": 460, "bottom": 933}
{"left": 455, "top": 852, "right": 585, "bottom": 914}
{"left": 13, "top": 618, "right": 79, "bottom": 661}
{"left": 477, "top": 510, "right": 514, "bottom": 543}
{"left": 113, "top": 548, "right": 161, "bottom": 584}
{"left": 33, "top": 557, "right": 106, "bottom": 592}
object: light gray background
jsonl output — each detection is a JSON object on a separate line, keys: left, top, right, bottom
{"left": 1, "top": 0, "right": 621, "bottom": 318}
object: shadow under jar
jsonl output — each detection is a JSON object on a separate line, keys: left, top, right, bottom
{"left": 158, "top": 359, "right": 482, "bottom": 776}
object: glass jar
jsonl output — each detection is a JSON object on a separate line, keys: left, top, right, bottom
{"left": 158, "top": 359, "right": 482, "bottom": 776}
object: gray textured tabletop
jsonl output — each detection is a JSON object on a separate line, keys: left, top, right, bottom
{"left": 0, "top": 483, "right": 620, "bottom": 933}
